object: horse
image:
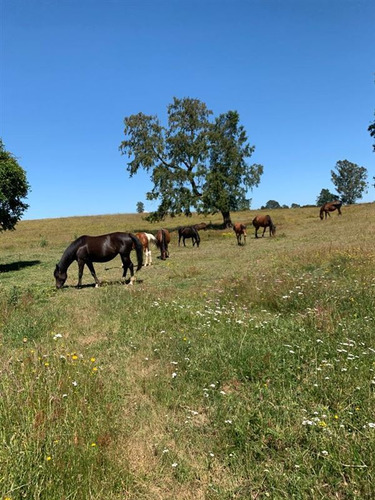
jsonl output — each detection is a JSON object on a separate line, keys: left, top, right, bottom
{"left": 156, "top": 228, "right": 170, "bottom": 260}
{"left": 54, "top": 232, "right": 143, "bottom": 289}
{"left": 135, "top": 232, "right": 158, "bottom": 266}
{"left": 252, "top": 215, "right": 276, "bottom": 238}
{"left": 178, "top": 226, "right": 200, "bottom": 247}
{"left": 194, "top": 222, "right": 208, "bottom": 231}
{"left": 320, "top": 201, "right": 342, "bottom": 220}
{"left": 233, "top": 223, "right": 247, "bottom": 245}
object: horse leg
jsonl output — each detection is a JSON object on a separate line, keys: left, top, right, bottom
{"left": 255, "top": 227, "right": 258, "bottom": 238}
{"left": 338, "top": 207, "right": 342, "bottom": 215}
{"left": 149, "top": 249, "right": 152, "bottom": 265}
{"left": 121, "top": 255, "right": 135, "bottom": 284}
{"left": 77, "top": 259, "right": 85, "bottom": 288}
{"left": 262, "top": 227, "right": 266, "bottom": 237}
{"left": 86, "top": 260, "right": 100, "bottom": 287}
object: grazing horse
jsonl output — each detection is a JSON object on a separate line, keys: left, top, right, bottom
{"left": 54, "top": 232, "right": 143, "bottom": 288}
{"left": 178, "top": 226, "right": 200, "bottom": 247}
{"left": 252, "top": 215, "right": 276, "bottom": 238}
{"left": 194, "top": 222, "right": 208, "bottom": 231}
{"left": 233, "top": 223, "right": 247, "bottom": 245}
{"left": 156, "top": 228, "right": 170, "bottom": 260}
{"left": 320, "top": 201, "right": 342, "bottom": 220}
{"left": 135, "top": 232, "right": 158, "bottom": 266}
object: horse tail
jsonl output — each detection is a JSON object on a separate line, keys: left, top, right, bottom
{"left": 161, "top": 229, "right": 167, "bottom": 259}
{"left": 129, "top": 233, "right": 143, "bottom": 271}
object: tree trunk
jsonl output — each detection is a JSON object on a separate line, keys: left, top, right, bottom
{"left": 221, "top": 211, "right": 232, "bottom": 228}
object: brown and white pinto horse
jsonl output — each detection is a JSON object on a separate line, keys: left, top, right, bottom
{"left": 54, "top": 232, "right": 143, "bottom": 288}
{"left": 252, "top": 215, "right": 276, "bottom": 238}
{"left": 156, "top": 228, "right": 170, "bottom": 260}
{"left": 135, "top": 232, "right": 158, "bottom": 266}
{"left": 320, "top": 201, "right": 342, "bottom": 220}
{"left": 233, "top": 223, "right": 247, "bottom": 245}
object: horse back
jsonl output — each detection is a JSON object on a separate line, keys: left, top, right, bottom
{"left": 253, "top": 215, "right": 272, "bottom": 228}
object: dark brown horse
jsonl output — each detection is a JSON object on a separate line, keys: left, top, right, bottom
{"left": 320, "top": 201, "right": 342, "bottom": 220}
{"left": 178, "top": 226, "right": 200, "bottom": 247}
{"left": 252, "top": 215, "right": 276, "bottom": 238}
{"left": 233, "top": 223, "right": 247, "bottom": 245}
{"left": 156, "top": 228, "right": 170, "bottom": 260}
{"left": 54, "top": 232, "right": 143, "bottom": 288}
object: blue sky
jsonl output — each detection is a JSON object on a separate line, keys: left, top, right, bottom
{"left": 1, "top": 0, "right": 374, "bottom": 220}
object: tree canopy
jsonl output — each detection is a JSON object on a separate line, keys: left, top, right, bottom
{"left": 0, "top": 140, "right": 30, "bottom": 232}
{"left": 331, "top": 160, "right": 368, "bottom": 205}
{"left": 368, "top": 115, "right": 375, "bottom": 152}
{"left": 316, "top": 188, "right": 337, "bottom": 206}
{"left": 119, "top": 97, "right": 263, "bottom": 226}
{"left": 262, "top": 200, "right": 281, "bottom": 210}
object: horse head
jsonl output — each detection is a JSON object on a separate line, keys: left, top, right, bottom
{"left": 54, "top": 264, "right": 67, "bottom": 289}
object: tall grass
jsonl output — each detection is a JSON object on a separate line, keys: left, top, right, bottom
{"left": 0, "top": 204, "right": 374, "bottom": 498}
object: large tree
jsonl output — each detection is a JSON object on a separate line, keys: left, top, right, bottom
{"left": 119, "top": 97, "right": 263, "bottom": 226}
{"left": 316, "top": 188, "right": 337, "bottom": 206}
{"left": 331, "top": 159, "right": 368, "bottom": 205}
{"left": 0, "top": 140, "right": 30, "bottom": 231}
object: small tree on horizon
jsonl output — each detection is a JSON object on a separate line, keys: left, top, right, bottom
{"left": 263, "top": 200, "right": 281, "bottom": 210}
{"left": 316, "top": 188, "right": 337, "bottom": 206}
{"left": 0, "top": 139, "right": 30, "bottom": 232}
{"left": 136, "top": 201, "right": 145, "bottom": 213}
{"left": 331, "top": 160, "right": 368, "bottom": 205}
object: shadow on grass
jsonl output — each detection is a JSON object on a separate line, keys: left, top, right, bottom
{"left": 0, "top": 260, "right": 41, "bottom": 273}
{"left": 62, "top": 278, "right": 144, "bottom": 289}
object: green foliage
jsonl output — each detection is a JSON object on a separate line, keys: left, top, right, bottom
{"left": 291, "top": 203, "right": 300, "bottom": 208}
{"left": 119, "top": 98, "right": 263, "bottom": 225}
{"left": 136, "top": 201, "right": 145, "bottom": 213}
{"left": 263, "top": 200, "right": 281, "bottom": 209}
{"left": 316, "top": 188, "right": 337, "bottom": 206}
{"left": 368, "top": 115, "right": 375, "bottom": 152}
{"left": 0, "top": 139, "right": 30, "bottom": 231}
{"left": 331, "top": 159, "right": 368, "bottom": 204}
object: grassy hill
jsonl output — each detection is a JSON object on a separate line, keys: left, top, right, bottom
{"left": 0, "top": 204, "right": 374, "bottom": 499}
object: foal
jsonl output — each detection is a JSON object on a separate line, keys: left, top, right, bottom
{"left": 233, "top": 223, "right": 247, "bottom": 245}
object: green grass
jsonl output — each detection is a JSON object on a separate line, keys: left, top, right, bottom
{"left": 0, "top": 205, "right": 374, "bottom": 499}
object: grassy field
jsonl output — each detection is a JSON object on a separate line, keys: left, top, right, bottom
{"left": 0, "top": 204, "right": 374, "bottom": 499}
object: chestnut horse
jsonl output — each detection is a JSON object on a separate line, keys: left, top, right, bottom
{"left": 136, "top": 232, "right": 158, "bottom": 266}
{"left": 156, "top": 228, "right": 170, "bottom": 260}
{"left": 233, "top": 223, "right": 247, "bottom": 245}
{"left": 252, "top": 215, "right": 276, "bottom": 238}
{"left": 54, "top": 232, "right": 143, "bottom": 288}
{"left": 178, "top": 226, "right": 200, "bottom": 247}
{"left": 320, "top": 201, "right": 342, "bottom": 220}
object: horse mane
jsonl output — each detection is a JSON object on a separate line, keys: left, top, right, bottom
{"left": 57, "top": 236, "right": 87, "bottom": 271}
